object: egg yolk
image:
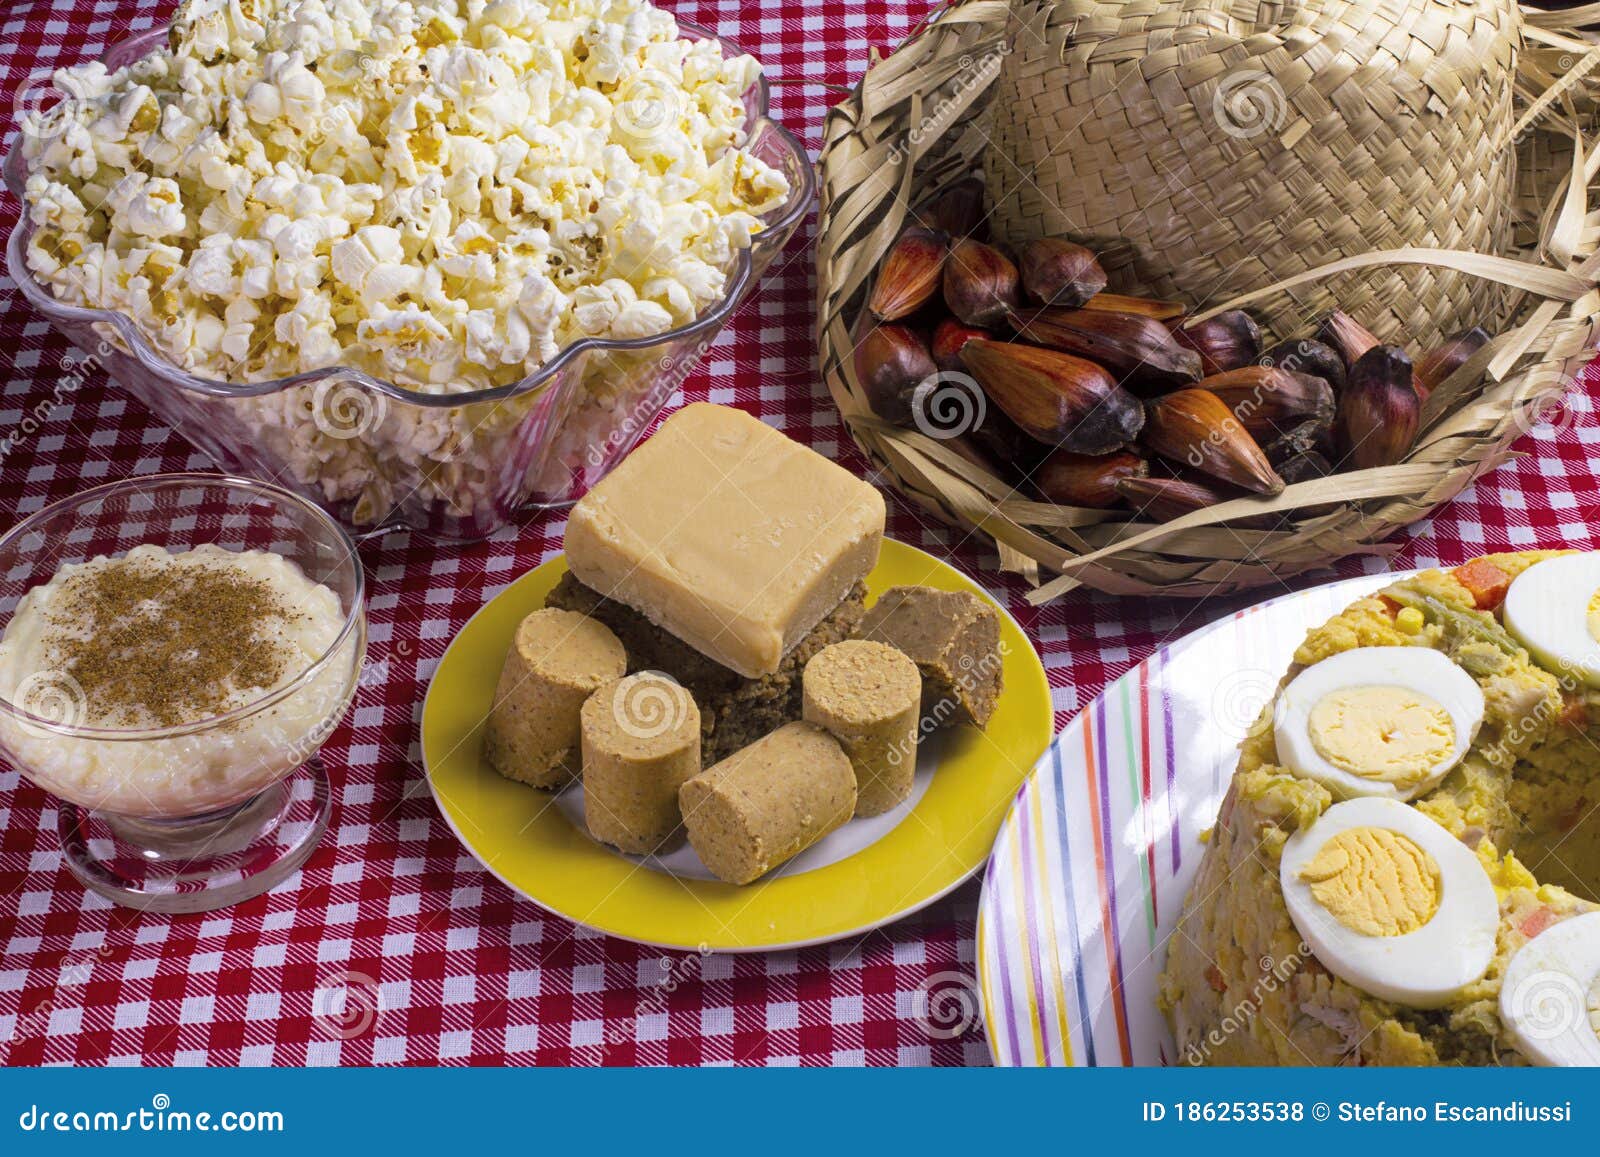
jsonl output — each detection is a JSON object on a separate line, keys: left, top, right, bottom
{"left": 1307, "top": 685, "right": 1455, "bottom": 787}
{"left": 1586, "top": 588, "right": 1600, "bottom": 645}
{"left": 1298, "top": 826, "right": 1441, "bottom": 937}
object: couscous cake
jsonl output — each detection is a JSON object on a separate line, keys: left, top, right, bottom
{"left": 1161, "top": 551, "right": 1600, "bottom": 1066}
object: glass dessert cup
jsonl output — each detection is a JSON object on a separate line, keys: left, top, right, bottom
{"left": 1, "top": 22, "right": 815, "bottom": 542}
{"left": 0, "top": 474, "right": 368, "bottom": 912}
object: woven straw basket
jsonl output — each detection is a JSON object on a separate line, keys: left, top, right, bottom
{"left": 816, "top": 0, "right": 1600, "bottom": 599}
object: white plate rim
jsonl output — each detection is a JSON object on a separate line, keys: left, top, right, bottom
{"left": 975, "top": 569, "right": 1413, "bottom": 1064}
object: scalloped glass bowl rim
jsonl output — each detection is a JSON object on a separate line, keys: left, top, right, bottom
{"left": 0, "top": 473, "right": 368, "bottom": 742}
{"left": 0, "top": 20, "right": 816, "bottom": 408}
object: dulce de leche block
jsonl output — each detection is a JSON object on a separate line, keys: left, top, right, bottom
{"left": 564, "top": 404, "right": 886, "bottom": 679}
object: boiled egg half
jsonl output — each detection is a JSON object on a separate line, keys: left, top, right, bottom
{"left": 1280, "top": 797, "right": 1499, "bottom": 1008}
{"left": 1274, "top": 646, "right": 1484, "bottom": 801}
{"left": 1502, "top": 552, "right": 1600, "bottom": 688}
{"left": 1500, "top": 911, "right": 1600, "bottom": 1067}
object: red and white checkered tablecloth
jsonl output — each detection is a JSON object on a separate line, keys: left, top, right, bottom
{"left": 1, "top": 0, "right": 1598, "bottom": 1069}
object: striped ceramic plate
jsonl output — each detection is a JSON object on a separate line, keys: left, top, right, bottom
{"left": 977, "top": 571, "right": 1406, "bottom": 1066}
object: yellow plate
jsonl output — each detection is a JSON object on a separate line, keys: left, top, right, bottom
{"left": 422, "top": 538, "right": 1053, "bottom": 952}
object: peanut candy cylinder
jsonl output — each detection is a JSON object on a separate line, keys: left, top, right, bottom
{"left": 679, "top": 722, "right": 856, "bottom": 885}
{"left": 483, "top": 608, "right": 626, "bottom": 789}
{"left": 802, "top": 639, "right": 922, "bottom": 817}
{"left": 581, "top": 673, "right": 701, "bottom": 855}
{"left": 859, "top": 586, "right": 1003, "bottom": 729}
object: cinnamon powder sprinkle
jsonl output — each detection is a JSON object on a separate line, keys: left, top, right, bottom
{"left": 40, "top": 556, "right": 309, "bottom": 727}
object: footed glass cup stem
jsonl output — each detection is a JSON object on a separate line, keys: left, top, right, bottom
{"left": 56, "top": 757, "right": 332, "bottom": 913}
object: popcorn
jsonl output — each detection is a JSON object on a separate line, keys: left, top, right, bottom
{"left": 235, "top": 239, "right": 276, "bottom": 300}
{"left": 274, "top": 293, "right": 341, "bottom": 366}
{"left": 186, "top": 239, "right": 237, "bottom": 297}
{"left": 22, "top": 0, "right": 789, "bottom": 524}
{"left": 571, "top": 279, "right": 637, "bottom": 336}
{"left": 221, "top": 297, "right": 260, "bottom": 363}
{"left": 356, "top": 308, "right": 454, "bottom": 376}
{"left": 105, "top": 173, "right": 186, "bottom": 240}
{"left": 330, "top": 225, "right": 420, "bottom": 308}
{"left": 24, "top": 176, "right": 90, "bottom": 234}
{"left": 611, "top": 299, "right": 674, "bottom": 340}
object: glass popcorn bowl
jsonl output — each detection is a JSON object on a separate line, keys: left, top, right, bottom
{"left": 1, "top": 22, "right": 814, "bottom": 542}
{"left": 0, "top": 474, "right": 368, "bottom": 913}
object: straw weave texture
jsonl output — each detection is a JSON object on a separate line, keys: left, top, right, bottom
{"left": 986, "top": 0, "right": 1523, "bottom": 346}
{"left": 816, "top": 0, "right": 1600, "bottom": 598}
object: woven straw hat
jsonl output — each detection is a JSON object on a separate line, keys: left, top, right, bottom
{"left": 985, "top": 0, "right": 1524, "bottom": 347}
{"left": 815, "top": 2, "right": 1600, "bottom": 599}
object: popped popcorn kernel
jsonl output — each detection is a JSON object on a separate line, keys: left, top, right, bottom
{"left": 23, "top": 0, "right": 786, "bottom": 384}
{"left": 20, "top": 0, "right": 790, "bottom": 526}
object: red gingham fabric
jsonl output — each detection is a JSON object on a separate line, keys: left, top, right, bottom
{"left": 1, "top": 0, "right": 1597, "bottom": 1068}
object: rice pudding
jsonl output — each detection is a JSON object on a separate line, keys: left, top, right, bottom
{"left": 0, "top": 543, "right": 356, "bottom": 817}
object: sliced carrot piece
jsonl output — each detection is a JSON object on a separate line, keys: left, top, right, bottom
{"left": 1377, "top": 595, "right": 1401, "bottom": 619}
{"left": 1519, "top": 906, "right": 1557, "bottom": 940}
{"left": 1452, "top": 558, "right": 1512, "bottom": 610}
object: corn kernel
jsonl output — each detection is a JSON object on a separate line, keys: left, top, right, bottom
{"left": 1396, "top": 606, "right": 1425, "bottom": 634}
{"left": 129, "top": 101, "right": 160, "bottom": 134}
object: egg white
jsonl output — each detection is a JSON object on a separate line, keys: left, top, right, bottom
{"left": 1280, "top": 797, "right": 1499, "bottom": 1009}
{"left": 1500, "top": 911, "right": 1600, "bottom": 1067}
{"left": 1273, "top": 646, "right": 1484, "bottom": 802}
{"left": 1502, "top": 552, "right": 1600, "bottom": 689}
